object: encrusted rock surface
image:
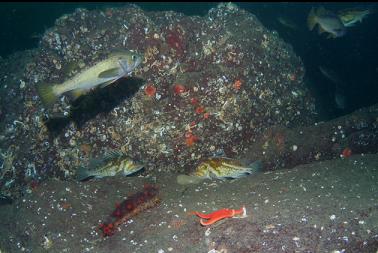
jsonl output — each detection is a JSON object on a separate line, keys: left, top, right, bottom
{"left": 0, "top": 3, "right": 316, "bottom": 197}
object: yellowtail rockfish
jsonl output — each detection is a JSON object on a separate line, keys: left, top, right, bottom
{"left": 337, "top": 8, "right": 373, "bottom": 27}
{"left": 307, "top": 7, "right": 346, "bottom": 39}
{"left": 177, "top": 157, "right": 262, "bottom": 185}
{"left": 76, "top": 151, "right": 144, "bottom": 181}
{"left": 37, "top": 49, "right": 143, "bottom": 107}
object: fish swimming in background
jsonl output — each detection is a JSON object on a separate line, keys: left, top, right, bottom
{"left": 337, "top": 8, "right": 373, "bottom": 27}
{"left": 37, "top": 49, "right": 143, "bottom": 107}
{"left": 318, "top": 66, "right": 348, "bottom": 110}
{"left": 307, "top": 7, "right": 346, "bottom": 39}
{"left": 177, "top": 157, "right": 262, "bottom": 185}
{"left": 277, "top": 16, "right": 299, "bottom": 31}
{"left": 319, "top": 66, "right": 343, "bottom": 84}
{"left": 76, "top": 150, "right": 144, "bottom": 181}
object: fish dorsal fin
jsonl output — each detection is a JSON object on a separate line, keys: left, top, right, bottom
{"left": 103, "top": 150, "right": 124, "bottom": 162}
{"left": 317, "top": 6, "right": 329, "bottom": 16}
{"left": 98, "top": 67, "right": 120, "bottom": 78}
{"left": 109, "top": 48, "right": 130, "bottom": 56}
{"left": 87, "top": 150, "right": 123, "bottom": 170}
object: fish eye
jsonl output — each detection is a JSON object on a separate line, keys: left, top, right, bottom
{"left": 132, "top": 55, "right": 137, "bottom": 61}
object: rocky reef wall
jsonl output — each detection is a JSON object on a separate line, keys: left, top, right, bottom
{"left": 0, "top": 3, "right": 316, "bottom": 197}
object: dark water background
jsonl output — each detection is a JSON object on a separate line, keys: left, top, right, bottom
{"left": 1, "top": 2, "right": 377, "bottom": 120}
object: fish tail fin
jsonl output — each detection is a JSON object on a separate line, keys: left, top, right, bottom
{"left": 307, "top": 7, "right": 317, "bottom": 31}
{"left": 76, "top": 167, "right": 93, "bottom": 181}
{"left": 247, "top": 160, "right": 263, "bottom": 174}
{"left": 36, "top": 83, "right": 59, "bottom": 107}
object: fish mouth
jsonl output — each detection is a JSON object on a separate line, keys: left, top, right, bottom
{"left": 133, "top": 56, "right": 143, "bottom": 69}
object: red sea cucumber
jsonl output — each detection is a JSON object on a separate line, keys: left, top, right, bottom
{"left": 99, "top": 184, "right": 161, "bottom": 237}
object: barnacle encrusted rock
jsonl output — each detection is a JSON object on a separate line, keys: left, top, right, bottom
{"left": 0, "top": 4, "right": 317, "bottom": 196}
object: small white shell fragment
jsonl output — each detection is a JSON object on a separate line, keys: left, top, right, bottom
{"left": 20, "top": 80, "right": 26, "bottom": 89}
{"left": 330, "top": 214, "right": 336, "bottom": 220}
{"left": 292, "top": 145, "right": 298, "bottom": 151}
{"left": 205, "top": 227, "right": 211, "bottom": 236}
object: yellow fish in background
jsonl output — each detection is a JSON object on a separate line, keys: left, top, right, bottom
{"left": 177, "top": 157, "right": 262, "bottom": 185}
{"left": 307, "top": 7, "right": 346, "bottom": 39}
{"left": 37, "top": 49, "right": 143, "bottom": 107}
{"left": 76, "top": 150, "right": 145, "bottom": 181}
{"left": 337, "top": 8, "right": 373, "bottom": 27}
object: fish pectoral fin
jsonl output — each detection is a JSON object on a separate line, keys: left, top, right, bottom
{"left": 98, "top": 67, "right": 120, "bottom": 78}
{"left": 123, "top": 165, "right": 144, "bottom": 176}
{"left": 227, "top": 171, "right": 249, "bottom": 179}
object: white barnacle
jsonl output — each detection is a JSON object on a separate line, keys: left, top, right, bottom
{"left": 19, "top": 80, "right": 26, "bottom": 89}
{"left": 13, "top": 120, "right": 28, "bottom": 130}
{"left": 5, "top": 179, "right": 15, "bottom": 188}
{"left": 111, "top": 107, "right": 121, "bottom": 117}
{"left": 205, "top": 227, "right": 211, "bottom": 236}
{"left": 25, "top": 163, "right": 37, "bottom": 178}
{"left": 42, "top": 235, "right": 53, "bottom": 249}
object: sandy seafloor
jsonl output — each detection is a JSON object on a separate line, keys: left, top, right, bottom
{"left": 0, "top": 154, "right": 377, "bottom": 253}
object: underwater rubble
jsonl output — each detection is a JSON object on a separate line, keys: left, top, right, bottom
{"left": 0, "top": 3, "right": 318, "bottom": 198}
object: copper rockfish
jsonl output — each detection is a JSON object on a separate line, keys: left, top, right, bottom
{"left": 76, "top": 151, "right": 144, "bottom": 181}
{"left": 177, "top": 157, "right": 262, "bottom": 185}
